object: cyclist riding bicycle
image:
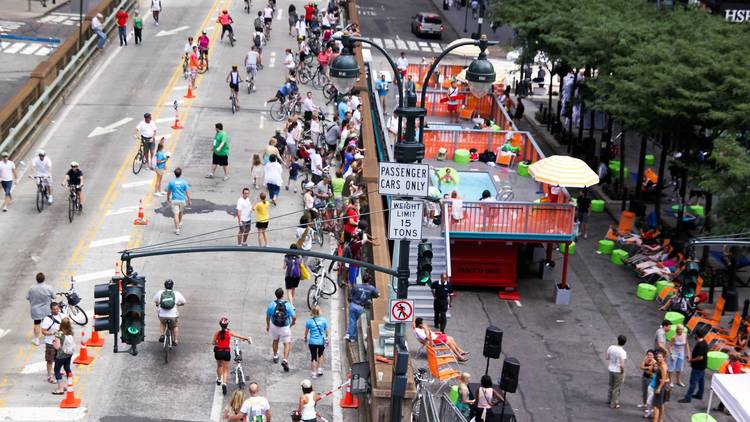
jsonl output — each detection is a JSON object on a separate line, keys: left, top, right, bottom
{"left": 154, "top": 279, "right": 186, "bottom": 346}
{"left": 31, "top": 150, "right": 53, "bottom": 204}
{"left": 183, "top": 36, "right": 194, "bottom": 60}
{"left": 217, "top": 10, "right": 235, "bottom": 43}
{"left": 245, "top": 47, "right": 260, "bottom": 86}
{"left": 135, "top": 112, "right": 157, "bottom": 167}
{"left": 227, "top": 65, "right": 241, "bottom": 108}
{"left": 263, "top": 3, "right": 274, "bottom": 27}
{"left": 197, "top": 30, "right": 210, "bottom": 66}
{"left": 266, "top": 79, "right": 297, "bottom": 105}
{"left": 252, "top": 30, "right": 266, "bottom": 64}
{"left": 298, "top": 36, "right": 310, "bottom": 66}
{"left": 62, "top": 162, "right": 84, "bottom": 211}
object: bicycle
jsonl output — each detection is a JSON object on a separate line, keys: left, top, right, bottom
{"left": 232, "top": 337, "right": 252, "bottom": 389}
{"left": 182, "top": 54, "right": 190, "bottom": 79}
{"left": 263, "top": 21, "right": 272, "bottom": 41}
{"left": 306, "top": 259, "right": 337, "bottom": 310}
{"left": 198, "top": 49, "right": 209, "bottom": 73}
{"left": 132, "top": 135, "right": 149, "bottom": 175}
{"left": 230, "top": 89, "right": 239, "bottom": 114}
{"left": 57, "top": 277, "right": 88, "bottom": 326}
{"left": 322, "top": 83, "right": 338, "bottom": 105}
{"left": 163, "top": 319, "right": 174, "bottom": 363}
{"left": 410, "top": 368, "right": 433, "bottom": 421}
{"left": 33, "top": 175, "right": 50, "bottom": 213}
{"left": 299, "top": 65, "right": 329, "bottom": 89}
{"left": 246, "top": 73, "right": 255, "bottom": 94}
{"left": 269, "top": 93, "right": 302, "bottom": 121}
{"left": 66, "top": 185, "right": 81, "bottom": 223}
{"left": 244, "top": 0, "right": 251, "bottom": 13}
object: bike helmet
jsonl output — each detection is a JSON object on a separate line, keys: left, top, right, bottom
{"left": 305, "top": 181, "right": 315, "bottom": 190}
{"left": 297, "top": 35, "right": 305, "bottom": 42}
{"left": 70, "top": 161, "right": 79, "bottom": 167}
{"left": 219, "top": 317, "right": 229, "bottom": 328}
{"left": 164, "top": 279, "right": 174, "bottom": 289}
{"left": 38, "top": 149, "right": 45, "bottom": 156}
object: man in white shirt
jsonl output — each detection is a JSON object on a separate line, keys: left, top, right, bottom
{"left": 309, "top": 148, "right": 323, "bottom": 183}
{"left": 228, "top": 382, "right": 271, "bottom": 421}
{"left": 302, "top": 91, "right": 317, "bottom": 124}
{"left": 92, "top": 13, "right": 106, "bottom": 49}
{"left": 40, "top": 302, "right": 61, "bottom": 383}
{"left": 135, "top": 113, "right": 157, "bottom": 167}
{"left": 605, "top": 335, "right": 627, "bottom": 409}
{"left": 245, "top": 47, "right": 260, "bottom": 88}
{"left": 396, "top": 52, "right": 409, "bottom": 79}
{"left": 153, "top": 279, "right": 186, "bottom": 345}
{"left": 0, "top": 151, "right": 17, "bottom": 212}
{"left": 295, "top": 17, "right": 307, "bottom": 38}
{"left": 236, "top": 187, "right": 253, "bottom": 246}
{"left": 31, "top": 150, "right": 53, "bottom": 204}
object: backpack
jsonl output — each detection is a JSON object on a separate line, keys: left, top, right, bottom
{"left": 272, "top": 300, "right": 288, "bottom": 327}
{"left": 254, "top": 33, "right": 262, "bottom": 48}
{"left": 254, "top": 17, "right": 263, "bottom": 30}
{"left": 160, "top": 289, "right": 176, "bottom": 310}
{"left": 285, "top": 256, "right": 301, "bottom": 278}
{"left": 62, "top": 334, "right": 76, "bottom": 355}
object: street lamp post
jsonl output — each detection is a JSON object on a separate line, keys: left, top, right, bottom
{"left": 330, "top": 33, "right": 496, "bottom": 422}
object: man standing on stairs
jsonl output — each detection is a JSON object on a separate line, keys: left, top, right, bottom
{"left": 431, "top": 273, "right": 452, "bottom": 333}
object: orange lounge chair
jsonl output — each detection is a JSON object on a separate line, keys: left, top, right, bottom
{"left": 687, "top": 296, "right": 725, "bottom": 332}
{"left": 706, "top": 313, "right": 745, "bottom": 345}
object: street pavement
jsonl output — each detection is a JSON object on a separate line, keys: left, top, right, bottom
{"left": 0, "top": 0, "right": 349, "bottom": 420}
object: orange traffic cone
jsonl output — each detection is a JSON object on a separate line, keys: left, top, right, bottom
{"left": 171, "top": 111, "right": 184, "bottom": 129}
{"left": 339, "top": 372, "right": 359, "bottom": 408}
{"left": 83, "top": 318, "right": 105, "bottom": 347}
{"left": 59, "top": 374, "right": 81, "bottom": 408}
{"left": 133, "top": 199, "right": 148, "bottom": 225}
{"left": 184, "top": 84, "right": 196, "bottom": 99}
{"left": 74, "top": 331, "right": 94, "bottom": 365}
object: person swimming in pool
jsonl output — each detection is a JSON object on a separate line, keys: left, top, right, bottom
{"left": 440, "top": 168, "right": 458, "bottom": 185}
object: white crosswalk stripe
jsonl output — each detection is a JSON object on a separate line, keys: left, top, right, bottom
{"left": 3, "top": 42, "right": 26, "bottom": 54}
{"left": 20, "top": 44, "right": 41, "bottom": 55}
{"left": 407, "top": 40, "right": 419, "bottom": 51}
{"left": 0, "top": 20, "right": 26, "bottom": 32}
{"left": 384, "top": 38, "right": 395, "bottom": 49}
{"left": 1, "top": 41, "right": 57, "bottom": 55}
{"left": 375, "top": 38, "right": 445, "bottom": 53}
{"left": 395, "top": 39, "right": 407, "bottom": 50}
{"left": 372, "top": 38, "right": 383, "bottom": 48}
{"left": 37, "top": 12, "right": 80, "bottom": 25}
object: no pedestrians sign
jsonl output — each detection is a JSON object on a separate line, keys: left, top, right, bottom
{"left": 390, "top": 299, "right": 415, "bottom": 323}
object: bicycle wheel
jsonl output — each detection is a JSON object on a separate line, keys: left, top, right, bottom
{"left": 68, "top": 305, "right": 89, "bottom": 326}
{"left": 36, "top": 187, "right": 44, "bottom": 213}
{"left": 132, "top": 149, "right": 144, "bottom": 175}
{"left": 231, "top": 96, "right": 237, "bottom": 114}
{"left": 293, "top": 101, "right": 302, "bottom": 115}
{"left": 323, "top": 83, "right": 337, "bottom": 100}
{"left": 237, "top": 366, "right": 246, "bottom": 389}
{"left": 68, "top": 194, "right": 75, "bottom": 223}
{"left": 307, "top": 283, "right": 320, "bottom": 310}
{"left": 197, "top": 59, "right": 208, "bottom": 74}
{"left": 314, "top": 224, "right": 324, "bottom": 246}
{"left": 321, "top": 274, "right": 337, "bottom": 296}
{"left": 269, "top": 102, "right": 285, "bottom": 121}
{"left": 298, "top": 69, "right": 311, "bottom": 85}
{"left": 164, "top": 331, "right": 171, "bottom": 364}
{"left": 313, "top": 72, "right": 328, "bottom": 89}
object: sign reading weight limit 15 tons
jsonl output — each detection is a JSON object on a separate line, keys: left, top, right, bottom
{"left": 388, "top": 200, "right": 423, "bottom": 240}
{"left": 378, "top": 162, "right": 430, "bottom": 197}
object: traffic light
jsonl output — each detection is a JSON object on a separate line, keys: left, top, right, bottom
{"left": 121, "top": 273, "right": 146, "bottom": 346}
{"left": 417, "top": 241, "right": 433, "bottom": 285}
{"left": 93, "top": 277, "right": 120, "bottom": 334}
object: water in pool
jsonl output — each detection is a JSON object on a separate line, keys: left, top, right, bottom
{"left": 431, "top": 170, "right": 498, "bottom": 200}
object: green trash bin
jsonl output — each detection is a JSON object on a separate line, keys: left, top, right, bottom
{"left": 645, "top": 154, "right": 655, "bottom": 166}
{"left": 559, "top": 242, "right": 576, "bottom": 255}
{"left": 591, "top": 199, "right": 605, "bottom": 213}
{"left": 637, "top": 283, "right": 657, "bottom": 301}
{"left": 518, "top": 161, "right": 530, "bottom": 177}
{"left": 611, "top": 249, "right": 629, "bottom": 265}
{"left": 707, "top": 351, "right": 729, "bottom": 371}
{"left": 664, "top": 311, "right": 685, "bottom": 327}
{"left": 454, "top": 149, "right": 470, "bottom": 164}
{"left": 691, "top": 413, "right": 717, "bottom": 422}
{"left": 598, "top": 240, "right": 615, "bottom": 255}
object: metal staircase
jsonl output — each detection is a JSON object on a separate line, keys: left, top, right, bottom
{"left": 407, "top": 237, "right": 451, "bottom": 321}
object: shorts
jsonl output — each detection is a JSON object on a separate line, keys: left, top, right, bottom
{"left": 171, "top": 200, "right": 186, "bottom": 216}
{"left": 159, "top": 316, "right": 179, "bottom": 327}
{"left": 311, "top": 173, "right": 322, "bottom": 184}
{"left": 434, "top": 333, "right": 448, "bottom": 344}
{"left": 2, "top": 180, "right": 13, "bottom": 196}
{"left": 229, "top": 82, "right": 239, "bottom": 92}
{"left": 309, "top": 344, "right": 325, "bottom": 361}
{"left": 33, "top": 319, "right": 42, "bottom": 325}
{"left": 239, "top": 220, "right": 252, "bottom": 232}
{"left": 447, "top": 104, "right": 458, "bottom": 112}
{"left": 576, "top": 211, "right": 588, "bottom": 223}
{"left": 214, "top": 347, "right": 231, "bottom": 361}
{"left": 266, "top": 183, "right": 280, "bottom": 199}
{"left": 285, "top": 276, "right": 301, "bottom": 290}
{"left": 264, "top": 17, "right": 272, "bottom": 25}
{"left": 668, "top": 355, "right": 684, "bottom": 372}
{"left": 651, "top": 388, "right": 668, "bottom": 406}
{"left": 45, "top": 343, "right": 56, "bottom": 363}
{"left": 276, "top": 91, "right": 286, "bottom": 103}
{"left": 67, "top": 184, "right": 82, "bottom": 193}
{"left": 304, "top": 110, "right": 313, "bottom": 121}
{"left": 212, "top": 153, "right": 228, "bottom": 166}
{"left": 246, "top": 65, "right": 257, "bottom": 77}
{"left": 348, "top": 265, "right": 360, "bottom": 283}
{"left": 399, "top": 69, "right": 407, "bottom": 78}
{"left": 269, "top": 324, "right": 292, "bottom": 343}
{"left": 221, "top": 24, "right": 233, "bottom": 34}
{"left": 154, "top": 167, "right": 164, "bottom": 176}
{"left": 141, "top": 136, "right": 155, "bottom": 152}
{"left": 256, "top": 221, "right": 269, "bottom": 229}
{"left": 199, "top": 47, "right": 209, "bottom": 58}
{"left": 190, "top": 68, "right": 197, "bottom": 79}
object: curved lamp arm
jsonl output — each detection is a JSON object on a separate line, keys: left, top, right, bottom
{"left": 340, "top": 34, "right": 405, "bottom": 109}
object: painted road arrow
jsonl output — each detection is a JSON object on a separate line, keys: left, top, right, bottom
{"left": 87, "top": 117, "right": 133, "bottom": 138}
{"left": 155, "top": 26, "right": 190, "bottom": 37}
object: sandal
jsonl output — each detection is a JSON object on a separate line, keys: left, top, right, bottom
{"left": 47, "top": 376, "right": 55, "bottom": 384}
{"left": 52, "top": 391, "right": 64, "bottom": 395}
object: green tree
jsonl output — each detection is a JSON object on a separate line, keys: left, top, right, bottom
{"left": 698, "top": 136, "right": 750, "bottom": 234}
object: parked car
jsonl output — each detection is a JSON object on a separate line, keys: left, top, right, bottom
{"left": 411, "top": 13, "right": 444, "bottom": 39}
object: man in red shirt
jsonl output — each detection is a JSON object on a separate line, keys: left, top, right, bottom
{"left": 343, "top": 197, "right": 359, "bottom": 242}
{"left": 303, "top": 2, "right": 316, "bottom": 24}
{"left": 116, "top": 7, "right": 129, "bottom": 46}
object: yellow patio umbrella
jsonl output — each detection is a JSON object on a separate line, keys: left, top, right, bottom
{"left": 528, "top": 155, "right": 600, "bottom": 188}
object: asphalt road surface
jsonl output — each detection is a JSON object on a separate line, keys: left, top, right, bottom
{"left": 0, "top": 0, "right": 347, "bottom": 420}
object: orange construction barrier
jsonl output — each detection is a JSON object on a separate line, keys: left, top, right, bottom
{"left": 83, "top": 317, "right": 105, "bottom": 347}
{"left": 184, "top": 84, "right": 196, "bottom": 99}
{"left": 133, "top": 199, "right": 148, "bottom": 226}
{"left": 339, "top": 372, "right": 359, "bottom": 408}
{"left": 59, "top": 374, "right": 81, "bottom": 408}
{"left": 74, "top": 330, "right": 94, "bottom": 365}
{"left": 171, "top": 111, "right": 184, "bottom": 130}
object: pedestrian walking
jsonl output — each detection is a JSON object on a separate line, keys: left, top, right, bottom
{"left": 283, "top": 245, "right": 303, "bottom": 306}
{"left": 304, "top": 306, "right": 328, "bottom": 379}
{"left": 513, "top": 97, "right": 525, "bottom": 123}
{"left": 227, "top": 382, "right": 271, "bottom": 421}
{"left": 92, "top": 13, "right": 106, "bottom": 49}
{"left": 296, "top": 379, "right": 321, "bottom": 422}
{"left": 678, "top": 330, "right": 708, "bottom": 403}
{"left": 345, "top": 283, "right": 379, "bottom": 342}
{"left": 236, "top": 188, "right": 252, "bottom": 246}
{"left": 576, "top": 189, "right": 591, "bottom": 239}
{"left": 475, "top": 374, "right": 504, "bottom": 422}
{"left": 655, "top": 320, "right": 671, "bottom": 356}
{"left": 651, "top": 351, "right": 669, "bottom": 422}
{"left": 253, "top": 192, "right": 270, "bottom": 246}
{"left": 133, "top": 11, "right": 143, "bottom": 45}
{"left": 223, "top": 389, "right": 245, "bottom": 421}
{"left": 396, "top": 51, "right": 408, "bottom": 79}
{"left": 638, "top": 349, "right": 656, "bottom": 412}
{"left": 26, "top": 272, "right": 55, "bottom": 345}
{"left": 153, "top": 139, "right": 168, "bottom": 196}
{"left": 150, "top": 0, "right": 162, "bottom": 25}
{"left": 51, "top": 317, "right": 75, "bottom": 395}
{"left": 263, "top": 155, "right": 283, "bottom": 206}
{"left": 212, "top": 317, "right": 252, "bottom": 395}
{"left": 605, "top": 334, "right": 627, "bottom": 409}
{"left": 167, "top": 167, "right": 191, "bottom": 235}
{"left": 207, "top": 123, "right": 230, "bottom": 180}
{"left": 40, "top": 302, "right": 62, "bottom": 384}
{"left": 431, "top": 273, "right": 452, "bottom": 333}
{"left": 0, "top": 151, "right": 17, "bottom": 212}
{"left": 288, "top": 4, "right": 298, "bottom": 35}
{"left": 250, "top": 154, "right": 263, "bottom": 189}
{"left": 265, "top": 288, "right": 296, "bottom": 372}
{"left": 287, "top": 158, "right": 302, "bottom": 193}
{"left": 374, "top": 74, "right": 389, "bottom": 113}
{"left": 668, "top": 324, "right": 688, "bottom": 387}
{"left": 116, "top": 7, "right": 129, "bottom": 46}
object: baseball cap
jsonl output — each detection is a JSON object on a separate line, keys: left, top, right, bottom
{"left": 300, "top": 379, "right": 312, "bottom": 389}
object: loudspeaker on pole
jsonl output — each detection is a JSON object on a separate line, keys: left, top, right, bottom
{"left": 483, "top": 326, "right": 503, "bottom": 359}
{"left": 499, "top": 357, "right": 520, "bottom": 393}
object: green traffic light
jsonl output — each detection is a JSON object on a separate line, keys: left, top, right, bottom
{"left": 127, "top": 326, "right": 140, "bottom": 335}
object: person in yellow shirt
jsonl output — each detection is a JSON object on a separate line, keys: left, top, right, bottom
{"left": 254, "top": 192, "right": 270, "bottom": 247}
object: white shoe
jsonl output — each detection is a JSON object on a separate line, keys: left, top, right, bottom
{"left": 31, "top": 337, "right": 40, "bottom": 346}
{"left": 223, "top": 176, "right": 230, "bottom": 181}
{"left": 317, "top": 368, "right": 323, "bottom": 376}
{"left": 48, "top": 196, "right": 53, "bottom": 204}
{"left": 175, "top": 228, "right": 181, "bottom": 235}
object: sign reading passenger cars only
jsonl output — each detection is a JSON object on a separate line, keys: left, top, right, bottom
{"left": 378, "top": 162, "right": 430, "bottom": 197}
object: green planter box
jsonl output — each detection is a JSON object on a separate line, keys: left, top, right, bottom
{"left": 636, "top": 283, "right": 657, "bottom": 301}
{"left": 598, "top": 239, "right": 615, "bottom": 255}
{"left": 454, "top": 149, "right": 470, "bottom": 164}
{"left": 689, "top": 204, "right": 705, "bottom": 217}
{"left": 707, "top": 351, "right": 728, "bottom": 372}
{"left": 611, "top": 249, "right": 629, "bottom": 265}
{"left": 691, "top": 413, "right": 717, "bottom": 422}
{"left": 664, "top": 311, "right": 685, "bottom": 327}
{"left": 591, "top": 199, "right": 605, "bottom": 212}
